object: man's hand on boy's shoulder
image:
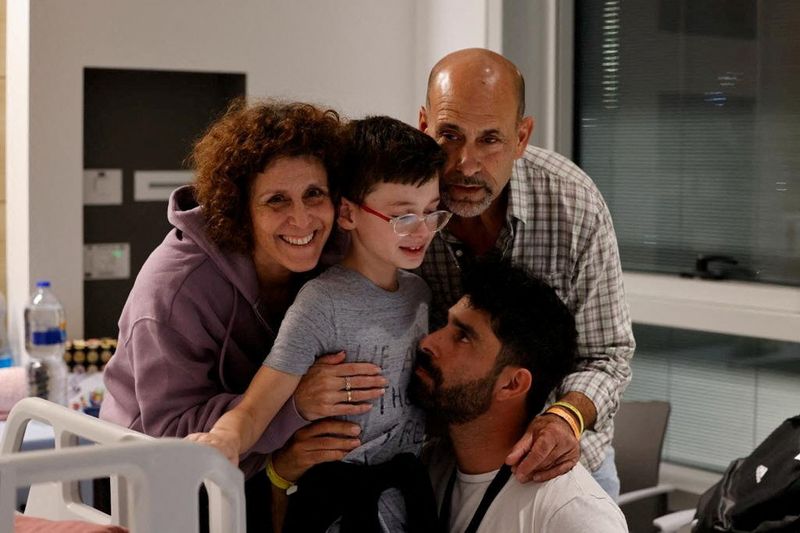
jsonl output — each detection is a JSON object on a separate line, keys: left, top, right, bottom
{"left": 506, "top": 414, "right": 580, "bottom": 483}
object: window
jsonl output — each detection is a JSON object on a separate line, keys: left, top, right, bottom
{"left": 626, "top": 325, "right": 800, "bottom": 471}
{"left": 575, "top": 0, "right": 800, "bottom": 286}
{"left": 573, "top": 0, "right": 800, "bottom": 471}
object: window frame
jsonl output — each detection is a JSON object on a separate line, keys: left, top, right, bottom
{"left": 542, "top": 0, "right": 800, "bottom": 343}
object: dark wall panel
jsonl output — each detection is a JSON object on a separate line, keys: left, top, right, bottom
{"left": 83, "top": 68, "right": 246, "bottom": 338}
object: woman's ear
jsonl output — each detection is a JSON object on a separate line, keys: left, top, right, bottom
{"left": 338, "top": 199, "right": 357, "bottom": 230}
{"left": 495, "top": 367, "right": 532, "bottom": 403}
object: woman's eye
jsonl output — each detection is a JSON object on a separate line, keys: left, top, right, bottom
{"left": 305, "top": 187, "right": 326, "bottom": 198}
{"left": 265, "top": 195, "right": 287, "bottom": 206}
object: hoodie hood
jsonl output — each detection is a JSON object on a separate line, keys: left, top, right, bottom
{"left": 168, "top": 185, "right": 260, "bottom": 306}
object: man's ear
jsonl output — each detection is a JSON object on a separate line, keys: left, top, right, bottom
{"left": 338, "top": 199, "right": 357, "bottom": 230}
{"left": 419, "top": 106, "right": 429, "bottom": 133}
{"left": 495, "top": 366, "right": 532, "bottom": 403}
{"left": 514, "top": 116, "right": 535, "bottom": 158}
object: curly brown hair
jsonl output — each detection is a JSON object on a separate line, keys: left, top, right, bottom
{"left": 191, "top": 98, "right": 344, "bottom": 253}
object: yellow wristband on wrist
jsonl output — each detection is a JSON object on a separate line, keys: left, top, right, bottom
{"left": 550, "top": 401, "right": 585, "bottom": 435}
{"left": 545, "top": 406, "right": 581, "bottom": 440}
{"left": 266, "top": 455, "right": 293, "bottom": 491}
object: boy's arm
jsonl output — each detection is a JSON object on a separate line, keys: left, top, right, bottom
{"left": 187, "top": 365, "right": 301, "bottom": 464}
{"left": 205, "top": 281, "right": 330, "bottom": 462}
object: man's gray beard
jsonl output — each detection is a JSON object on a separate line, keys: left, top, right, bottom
{"left": 441, "top": 189, "right": 494, "bottom": 218}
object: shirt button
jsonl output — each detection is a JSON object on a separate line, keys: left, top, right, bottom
{"left": 455, "top": 249, "right": 463, "bottom": 257}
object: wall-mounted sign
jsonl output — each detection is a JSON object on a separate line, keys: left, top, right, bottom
{"left": 134, "top": 170, "right": 193, "bottom": 201}
{"left": 83, "top": 169, "right": 123, "bottom": 205}
{"left": 84, "top": 243, "right": 130, "bottom": 280}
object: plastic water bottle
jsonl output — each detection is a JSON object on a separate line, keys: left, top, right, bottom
{"left": 24, "top": 281, "right": 68, "bottom": 404}
{"left": 0, "top": 291, "right": 12, "bottom": 368}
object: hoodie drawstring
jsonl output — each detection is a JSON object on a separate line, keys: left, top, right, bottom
{"left": 217, "top": 283, "right": 238, "bottom": 392}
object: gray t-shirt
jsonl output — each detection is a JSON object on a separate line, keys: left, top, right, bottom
{"left": 265, "top": 264, "right": 430, "bottom": 531}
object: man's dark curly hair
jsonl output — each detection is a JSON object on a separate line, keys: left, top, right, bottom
{"left": 191, "top": 98, "right": 344, "bottom": 253}
{"left": 461, "top": 258, "right": 578, "bottom": 417}
{"left": 340, "top": 115, "right": 445, "bottom": 203}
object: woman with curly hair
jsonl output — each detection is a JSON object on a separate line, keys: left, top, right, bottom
{"left": 100, "top": 100, "right": 386, "bottom": 531}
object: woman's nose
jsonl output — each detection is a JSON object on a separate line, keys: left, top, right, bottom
{"left": 289, "top": 203, "right": 311, "bottom": 227}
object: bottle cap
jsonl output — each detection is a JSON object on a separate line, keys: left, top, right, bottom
{"left": 36, "top": 280, "right": 51, "bottom": 288}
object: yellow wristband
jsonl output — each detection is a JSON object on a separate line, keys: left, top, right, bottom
{"left": 266, "top": 456, "right": 293, "bottom": 491}
{"left": 551, "top": 401, "right": 585, "bottom": 435}
{"left": 545, "top": 406, "right": 581, "bottom": 440}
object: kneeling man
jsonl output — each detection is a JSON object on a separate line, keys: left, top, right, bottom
{"left": 410, "top": 259, "right": 627, "bottom": 533}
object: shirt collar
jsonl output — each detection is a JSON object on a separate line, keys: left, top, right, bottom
{"left": 506, "top": 158, "right": 530, "bottom": 225}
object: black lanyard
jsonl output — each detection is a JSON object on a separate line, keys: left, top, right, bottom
{"left": 438, "top": 463, "right": 512, "bottom": 533}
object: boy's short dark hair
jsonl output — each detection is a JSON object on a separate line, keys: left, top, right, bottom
{"left": 462, "top": 258, "right": 578, "bottom": 417}
{"left": 340, "top": 116, "right": 446, "bottom": 203}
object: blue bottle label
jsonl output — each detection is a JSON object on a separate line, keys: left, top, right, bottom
{"left": 32, "top": 328, "right": 64, "bottom": 345}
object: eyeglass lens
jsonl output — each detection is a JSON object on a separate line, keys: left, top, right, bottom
{"left": 393, "top": 211, "right": 452, "bottom": 236}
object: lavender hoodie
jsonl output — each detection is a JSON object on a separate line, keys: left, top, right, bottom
{"left": 100, "top": 186, "right": 308, "bottom": 477}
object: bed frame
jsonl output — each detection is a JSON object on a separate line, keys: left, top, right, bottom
{"left": 0, "top": 397, "right": 245, "bottom": 533}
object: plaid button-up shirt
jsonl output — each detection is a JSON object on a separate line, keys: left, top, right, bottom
{"left": 418, "top": 145, "right": 635, "bottom": 471}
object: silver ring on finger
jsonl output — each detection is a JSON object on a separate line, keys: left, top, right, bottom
{"left": 344, "top": 376, "right": 352, "bottom": 392}
{"left": 346, "top": 390, "right": 353, "bottom": 403}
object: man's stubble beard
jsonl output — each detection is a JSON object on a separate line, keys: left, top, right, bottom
{"left": 441, "top": 189, "right": 494, "bottom": 218}
{"left": 440, "top": 173, "right": 496, "bottom": 218}
{"left": 409, "top": 351, "right": 500, "bottom": 425}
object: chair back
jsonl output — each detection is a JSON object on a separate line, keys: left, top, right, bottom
{"left": 614, "top": 400, "right": 671, "bottom": 494}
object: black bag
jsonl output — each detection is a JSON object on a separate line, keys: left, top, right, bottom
{"left": 693, "top": 415, "right": 800, "bottom": 533}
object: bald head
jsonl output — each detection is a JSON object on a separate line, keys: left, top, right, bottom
{"left": 426, "top": 48, "right": 526, "bottom": 119}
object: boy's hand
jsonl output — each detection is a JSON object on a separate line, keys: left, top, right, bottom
{"left": 185, "top": 430, "right": 241, "bottom": 466}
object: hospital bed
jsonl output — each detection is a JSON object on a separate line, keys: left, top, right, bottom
{"left": 0, "top": 397, "right": 246, "bottom": 533}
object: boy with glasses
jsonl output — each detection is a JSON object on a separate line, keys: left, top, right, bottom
{"left": 188, "top": 116, "right": 450, "bottom": 532}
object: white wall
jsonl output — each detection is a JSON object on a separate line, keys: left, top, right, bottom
{"left": 503, "top": 0, "right": 574, "bottom": 153}
{"left": 414, "top": 0, "right": 502, "bottom": 109}
{"left": 6, "top": 0, "right": 498, "bottom": 356}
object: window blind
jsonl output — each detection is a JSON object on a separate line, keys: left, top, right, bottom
{"left": 574, "top": 0, "right": 800, "bottom": 471}
{"left": 626, "top": 325, "right": 800, "bottom": 471}
{"left": 575, "top": 0, "right": 800, "bottom": 286}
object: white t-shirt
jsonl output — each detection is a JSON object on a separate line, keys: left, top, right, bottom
{"left": 430, "top": 449, "right": 628, "bottom": 533}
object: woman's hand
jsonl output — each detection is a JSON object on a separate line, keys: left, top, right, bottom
{"left": 185, "top": 429, "right": 241, "bottom": 466}
{"left": 269, "top": 418, "right": 360, "bottom": 533}
{"left": 271, "top": 418, "right": 362, "bottom": 482}
{"left": 294, "top": 351, "right": 388, "bottom": 421}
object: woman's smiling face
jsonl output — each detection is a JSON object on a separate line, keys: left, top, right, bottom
{"left": 249, "top": 155, "right": 335, "bottom": 280}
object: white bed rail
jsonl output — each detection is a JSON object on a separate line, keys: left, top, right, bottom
{"left": 0, "top": 397, "right": 246, "bottom": 533}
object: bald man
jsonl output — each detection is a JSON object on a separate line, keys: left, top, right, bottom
{"left": 417, "top": 48, "right": 634, "bottom": 498}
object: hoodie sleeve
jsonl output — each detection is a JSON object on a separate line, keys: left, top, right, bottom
{"left": 121, "top": 317, "right": 308, "bottom": 454}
